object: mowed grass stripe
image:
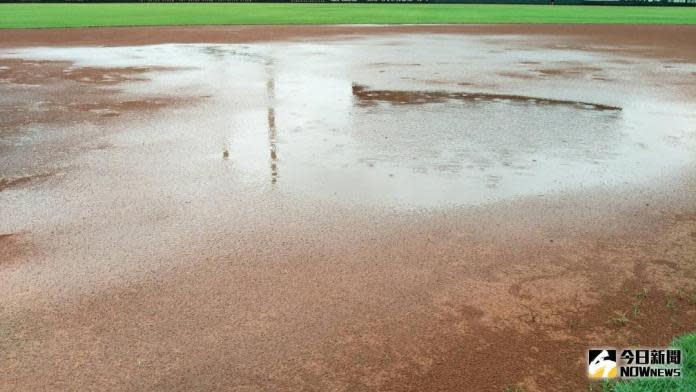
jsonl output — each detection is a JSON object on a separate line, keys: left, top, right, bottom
{"left": 1, "top": 4, "right": 696, "bottom": 29}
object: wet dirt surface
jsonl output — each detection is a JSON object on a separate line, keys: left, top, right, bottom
{"left": 351, "top": 83, "right": 622, "bottom": 111}
{"left": 1, "top": 26, "right": 696, "bottom": 391}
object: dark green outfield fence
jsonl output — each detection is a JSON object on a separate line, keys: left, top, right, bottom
{"left": 2, "top": 0, "right": 695, "bottom": 4}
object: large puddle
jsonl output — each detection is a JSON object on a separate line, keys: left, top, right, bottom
{"left": 3, "top": 35, "right": 696, "bottom": 208}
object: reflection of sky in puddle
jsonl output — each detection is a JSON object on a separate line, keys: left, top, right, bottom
{"left": 231, "top": 79, "right": 690, "bottom": 206}
{"left": 4, "top": 36, "right": 695, "bottom": 208}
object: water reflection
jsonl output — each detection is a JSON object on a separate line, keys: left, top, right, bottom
{"left": 105, "top": 41, "right": 696, "bottom": 206}
{"left": 266, "top": 59, "right": 279, "bottom": 185}
{"left": 227, "top": 40, "right": 692, "bottom": 206}
{"left": 5, "top": 40, "right": 694, "bottom": 207}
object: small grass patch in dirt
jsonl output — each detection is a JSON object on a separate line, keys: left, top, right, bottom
{"left": 630, "top": 288, "right": 650, "bottom": 321}
{"left": 607, "top": 311, "right": 630, "bottom": 327}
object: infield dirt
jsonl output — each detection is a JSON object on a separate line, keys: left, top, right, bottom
{"left": 1, "top": 25, "right": 696, "bottom": 391}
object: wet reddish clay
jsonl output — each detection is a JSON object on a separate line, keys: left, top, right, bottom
{"left": 0, "top": 25, "right": 695, "bottom": 392}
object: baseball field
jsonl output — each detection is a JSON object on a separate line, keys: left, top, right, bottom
{"left": 1, "top": 4, "right": 696, "bottom": 392}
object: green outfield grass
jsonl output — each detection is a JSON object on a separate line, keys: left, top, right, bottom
{"left": 1, "top": 3, "right": 696, "bottom": 29}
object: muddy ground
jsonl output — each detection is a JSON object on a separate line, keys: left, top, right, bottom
{"left": 1, "top": 25, "right": 695, "bottom": 391}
